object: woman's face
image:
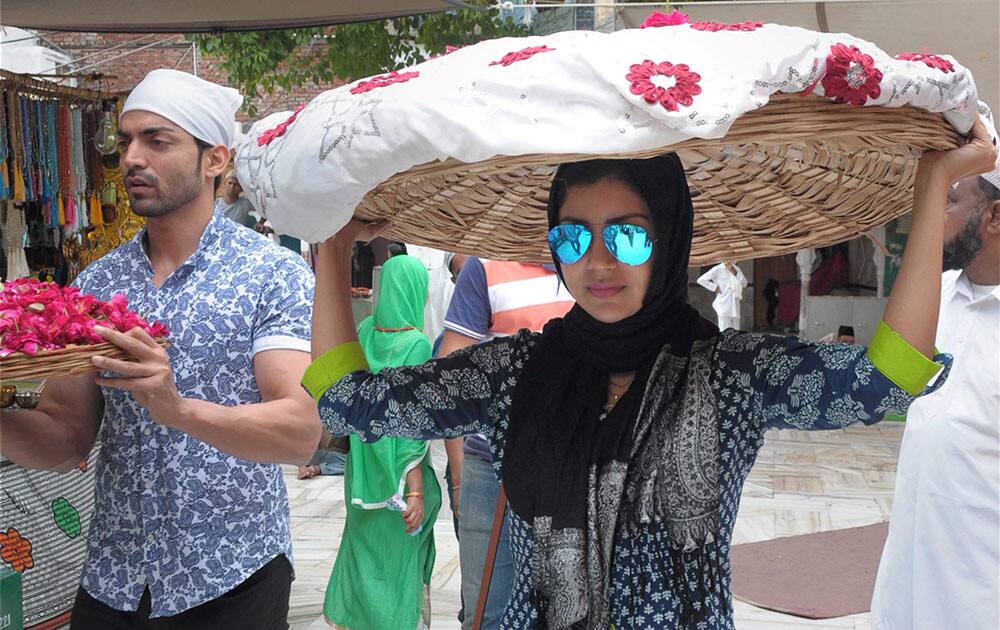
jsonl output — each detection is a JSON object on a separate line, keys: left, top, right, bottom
{"left": 557, "top": 178, "right": 655, "bottom": 323}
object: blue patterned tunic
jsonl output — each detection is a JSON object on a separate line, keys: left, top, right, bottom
{"left": 73, "top": 212, "right": 314, "bottom": 617}
{"left": 315, "top": 328, "right": 934, "bottom": 629}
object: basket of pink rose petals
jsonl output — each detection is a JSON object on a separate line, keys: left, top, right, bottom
{"left": 0, "top": 278, "right": 169, "bottom": 381}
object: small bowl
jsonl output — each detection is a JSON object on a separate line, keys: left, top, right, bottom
{"left": 0, "top": 386, "right": 15, "bottom": 408}
{"left": 14, "top": 391, "right": 41, "bottom": 409}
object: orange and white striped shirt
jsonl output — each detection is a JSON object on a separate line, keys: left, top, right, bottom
{"left": 443, "top": 258, "right": 574, "bottom": 341}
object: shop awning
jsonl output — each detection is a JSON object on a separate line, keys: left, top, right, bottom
{"left": 1, "top": 0, "right": 460, "bottom": 33}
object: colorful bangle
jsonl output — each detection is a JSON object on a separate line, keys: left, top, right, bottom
{"left": 405, "top": 492, "right": 423, "bottom": 499}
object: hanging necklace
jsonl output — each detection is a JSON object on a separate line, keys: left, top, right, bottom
{"left": 45, "top": 102, "right": 60, "bottom": 226}
{"left": 0, "top": 93, "right": 7, "bottom": 164}
{"left": 374, "top": 324, "right": 416, "bottom": 333}
{"left": 0, "top": 93, "right": 8, "bottom": 200}
{"left": 605, "top": 373, "right": 637, "bottom": 410}
{"left": 8, "top": 92, "right": 23, "bottom": 168}
{"left": 20, "top": 96, "right": 35, "bottom": 201}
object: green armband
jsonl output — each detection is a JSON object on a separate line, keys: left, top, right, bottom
{"left": 866, "top": 320, "right": 942, "bottom": 396}
{"left": 302, "top": 342, "right": 368, "bottom": 401}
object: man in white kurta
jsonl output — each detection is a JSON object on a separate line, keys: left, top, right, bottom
{"left": 871, "top": 171, "right": 1000, "bottom": 630}
{"left": 697, "top": 261, "right": 747, "bottom": 330}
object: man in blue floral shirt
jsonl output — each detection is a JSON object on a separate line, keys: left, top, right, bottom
{"left": 1, "top": 70, "right": 320, "bottom": 629}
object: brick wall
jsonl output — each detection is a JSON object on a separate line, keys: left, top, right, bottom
{"left": 39, "top": 31, "right": 341, "bottom": 121}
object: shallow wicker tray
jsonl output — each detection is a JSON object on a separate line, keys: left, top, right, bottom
{"left": 0, "top": 339, "right": 171, "bottom": 381}
{"left": 355, "top": 94, "right": 962, "bottom": 264}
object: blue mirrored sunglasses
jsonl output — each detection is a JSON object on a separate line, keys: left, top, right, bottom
{"left": 547, "top": 223, "right": 655, "bottom": 266}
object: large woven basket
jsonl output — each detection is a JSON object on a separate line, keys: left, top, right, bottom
{"left": 355, "top": 94, "right": 961, "bottom": 264}
{"left": 0, "top": 339, "right": 170, "bottom": 381}
{"left": 236, "top": 22, "right": 979, "bottom": 264}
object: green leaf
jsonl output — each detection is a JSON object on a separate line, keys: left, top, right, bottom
{"left": 51, "top": 497, "right": 82, "bottom": 539}
{"left": 186, "top": 2, "right": 526, "bottom": 116}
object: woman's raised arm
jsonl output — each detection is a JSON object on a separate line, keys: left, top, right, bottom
{"left": 311, "top": 219, "right": 388, "bottom": 360}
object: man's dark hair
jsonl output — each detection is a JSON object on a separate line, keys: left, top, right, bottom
{"left": 194, "top": 137, "right": 222, "bottom": 191}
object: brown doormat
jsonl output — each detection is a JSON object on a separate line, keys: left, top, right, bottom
{"left": 730, "top": 522, "right": 889, "bottom": 619}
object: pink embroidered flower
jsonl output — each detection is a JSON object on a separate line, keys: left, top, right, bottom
{"left": 350, "top": 70, "right": 420, "bottom": 95}
{"left": 690, "top": 20, "right": 763, "bottom": 32}
{"left": 0, "top": 279, "right": 168, "bottom": 356}
{"left": 821, "top": 43, "right": 883, "bottom": 106}
{"left": 895, "top": 51, "right": 955, "bottom": 73}
{"left": 626, "top": 59, "right": 702, "bottom": 112}
{"left": 257, "top": 103, "right": 306, "bottom": 146}
{"left": 490, "top": 45, "right": 556, "bottom": 67}
{"left": 640, "top": 10, "right": 690, "bottom": 28}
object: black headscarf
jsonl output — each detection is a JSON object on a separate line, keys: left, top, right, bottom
{"left": 503, "top": 154, "right": 718, "bottom": 627}
{"left": 548, "top": 153, "right": 714, "bottom": 371}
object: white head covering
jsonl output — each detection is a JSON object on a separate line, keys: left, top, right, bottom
{"left": 121, "top": 69, "right": 243, "bottom": 148}
{"left": 982, "top": 163, "right": 1000, "bottom": 191}
{"left": 977, "top": 108, "right": 1000, "bottom": 191}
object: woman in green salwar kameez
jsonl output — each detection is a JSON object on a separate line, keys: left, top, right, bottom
{"left": 324, "top": 254, "right": 442, "bottom": 630}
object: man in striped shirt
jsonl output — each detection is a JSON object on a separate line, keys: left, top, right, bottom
{"left": 438, "top": 257, "right": 573, "bottom": 629}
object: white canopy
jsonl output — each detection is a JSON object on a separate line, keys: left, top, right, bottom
{"left": 4, "top": 0, "right": 994, "bottom": 106}
{"left": 0, "top": 0, "right": 457, "bottom": 33}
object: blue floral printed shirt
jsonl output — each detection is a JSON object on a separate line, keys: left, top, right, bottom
{"left": 73, "top": 212, "right": 314, "bottom": 617}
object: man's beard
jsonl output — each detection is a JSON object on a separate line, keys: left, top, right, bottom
{"left": 127, "top": 161, "right": 203, "bottom": 218}
{"left": 942, "top": 213, "right": 983, "bottom": 272}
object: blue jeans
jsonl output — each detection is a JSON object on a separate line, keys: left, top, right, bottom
{"left": 459, "top": 455, "right": 513, "bottom": 630}
{"left": 445, "top": 463, "right": 465, "bottom": 624}
{"left": 307, "top": 449, "right": 346, "bottom": 476}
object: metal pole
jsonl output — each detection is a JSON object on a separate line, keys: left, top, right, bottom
{"left": 1, "top": 34, "right": 41, "bottom": 46}
{"left": 39, "top": 33, "right": 158, "bottom": 74}
{"left": 62, "top": 36, "right": 181, "bottom": 76}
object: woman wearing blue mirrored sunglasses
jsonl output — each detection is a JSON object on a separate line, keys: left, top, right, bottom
{"left": 307, "top": 125, "right": 994, "bottom": 629}
{"left": 544, "top": 172, "right": 660, "bottom": 324}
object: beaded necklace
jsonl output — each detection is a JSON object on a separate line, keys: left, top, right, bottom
{"left": 0, "top": 92, "right": 8, "bottom": 200}
{"left": 30, "top": 98, "right": 41, "bottom": 201}
{"left": 87, "top": 105, "right": 104, "bottom": 225}
{"left": 45, "top": 102, "right": 60, "bottom": 226}
{"left": 6, "top": 92, "right": 26, "bottom": 202}
{"left": 67, "top": 107, "right": 85, "bottom": 229}
{"left": 20, "top": 97, "right": 35, "bottom": 201}
{"left": 84, "top": 106, "right": 101, "bottom": 191}
{"left": 7, "top": 92, "right": 23, "bottom": 168}
{"left": 34, "top": 100, "right": 46, "bottom": 202}
{"left": 33, "top": 99, "right": 48, "bottom": 202}
{"left": 57, "top": 105, "right": 74, "bottom": 226}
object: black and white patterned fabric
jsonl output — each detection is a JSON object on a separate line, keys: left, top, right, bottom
{"left": 318, "top": 328, "right": 921, "bottom": 628}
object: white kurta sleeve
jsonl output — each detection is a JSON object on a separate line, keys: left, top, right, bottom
{"left": 697, "top": 265, "right": 721, "bottom": 292}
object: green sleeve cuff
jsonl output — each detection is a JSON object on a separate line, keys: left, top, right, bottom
{"left": 866, "top": 320, "right": 942, "bottom": 396}
{"left": 302, "top": 342, "right": 368, "bottom": 402}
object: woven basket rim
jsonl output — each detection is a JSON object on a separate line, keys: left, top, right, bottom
{"left": 353, "top": 94, "right": 961, "bottom": 265}
{"left": 367, "top": 95, "right": 959, "bottom": 191}
{"left": 0, "top": 337, "right": 170, "bottom": 362}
